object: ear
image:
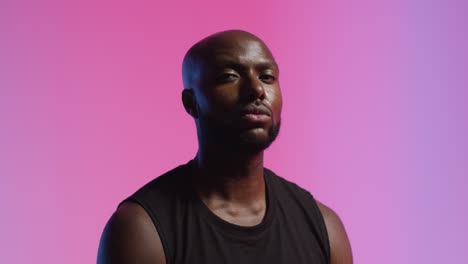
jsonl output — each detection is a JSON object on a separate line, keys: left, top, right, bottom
{"left": 182, "top": 89, "right": 199, "bottom": 118}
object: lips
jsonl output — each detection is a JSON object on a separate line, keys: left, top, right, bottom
{"left": 239, "top": 104, "right": 271, "bottom": 124}
{"left": 240, "top": 104, "right": 271, "bottom": 117}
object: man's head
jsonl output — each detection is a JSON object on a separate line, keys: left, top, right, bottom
{"left": 182, "top": 30, "right": 282, "bottom": 153}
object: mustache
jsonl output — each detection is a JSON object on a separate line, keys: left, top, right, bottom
{"left": 235, "top": 101, "right": 272, "bottom": 117}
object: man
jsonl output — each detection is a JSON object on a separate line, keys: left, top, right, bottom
{"left": 98, "top": 30, "right": 352, "bottom": 264}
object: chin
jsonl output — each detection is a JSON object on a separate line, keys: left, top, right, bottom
{"left": 201, "top": 116, "right": 281, "bottom": 152}
{"left": 238, "top": 123, "right": 281, "bottom": 153}
{"left": 239, "top": 140, "right": 274, "bottom": 153}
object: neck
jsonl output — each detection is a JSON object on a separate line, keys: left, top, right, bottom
{"left": 191, "top": 143, "right": 266, "bottom": 205}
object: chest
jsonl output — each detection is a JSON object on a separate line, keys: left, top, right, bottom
{"left": 171, "top": 210, "right": 328, "bottom": 264}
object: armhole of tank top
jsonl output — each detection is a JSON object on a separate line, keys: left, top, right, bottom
{"left": 309, "top": 194, "right": 332, "bottom": 263}
{"left": 265, "top": 169, "right": 331, "bottom": 263}
{"left": 118, "top": 198, "right": 172, "bottom": 264}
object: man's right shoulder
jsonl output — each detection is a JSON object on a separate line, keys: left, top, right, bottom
{"left": 126, "top": 163, "right": 191, "bottom": 199}
{"left": 97, "top": 202, "right": 166, "bottom": 264}
{"left": 96, "top": 163, "right": 193, "bottom": 264}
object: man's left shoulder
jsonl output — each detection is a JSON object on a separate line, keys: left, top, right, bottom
{"left": 264, "top": 167, "right": 313, "bottom": 198}
{"left": 313, "top": 200, "right": 353, "bottom": 263}
{"left": 265, "top": 168, "right": 353, "bottom": 264}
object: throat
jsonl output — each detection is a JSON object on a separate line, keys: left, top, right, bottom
{"left": 205, "top": 198, "right": 267, "bottom": 227}
{"left": 189, "top": 154, "right": 269, "bottom": 226}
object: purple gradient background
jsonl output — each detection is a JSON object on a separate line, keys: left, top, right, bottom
{"left": 1, "top": 0, "right": 467, "bottom": 263}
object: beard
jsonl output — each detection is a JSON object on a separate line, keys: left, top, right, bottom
{"left": 198, "top": 114, "right": 281, "bottom": 154}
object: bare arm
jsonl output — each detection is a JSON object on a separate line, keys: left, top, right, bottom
{"left": 316, "top": 201, "right": 353, "bottom": 264}
{"left": 97, "top": 202, "right": 166, "bottom": 264}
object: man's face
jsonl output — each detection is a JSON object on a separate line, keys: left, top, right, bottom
{"left": 193, "top": 36, "right": 282, "bottom": 152}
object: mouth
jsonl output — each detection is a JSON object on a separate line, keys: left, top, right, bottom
{"left": 240, "top": 104, "right": 271, "bottom": 117}
{"left": 239, "top": 104, "right": 271, "bottom": 124}
{"left": 242, "top": 113, "right": 270, "bottom": 122}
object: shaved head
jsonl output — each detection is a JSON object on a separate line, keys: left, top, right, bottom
{"left": 182, "top": 30, "right": 277, "bottom": 90}
{"left": 181, "top": 29, "right": 282, "bottom": 153}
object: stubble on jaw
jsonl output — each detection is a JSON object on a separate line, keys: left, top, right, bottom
{"left": 200, "top": 114, "right": 282, "bottom": 154}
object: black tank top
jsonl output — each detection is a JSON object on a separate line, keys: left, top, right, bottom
{"left": 119, "top": 161, "right": 330, "bottom": 264}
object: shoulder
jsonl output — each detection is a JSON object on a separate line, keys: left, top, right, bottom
{"left": 134, "top": 163, "right": 190, "bottom": 195}
{"left": 99, "top": 162, "right": 193, "bottom": 264}
{"left": 315, "top": 200, "right": 353, "bottom": 264}
{"left": 97, "top": 202, "right": 166, "bottom": 264}
{"left": 265, "top": 169, "right": 353, "bottom": 263}
{"left": 264, "top": 168, "right": 310, "bottom": 196}
{"left": 97, "top": 163, "right": 193, "bottom": 264}
{"left": 121, "top": 163, "right": 191, "bottom": 212}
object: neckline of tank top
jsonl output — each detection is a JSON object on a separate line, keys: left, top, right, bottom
{"left": 184, "top": 159, "right": 277, "bottom": 239}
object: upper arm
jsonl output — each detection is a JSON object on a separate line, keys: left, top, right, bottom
{"left": 316, "top": 200, "right": 353, "bottom": 264}
{"left": 97, "top": 202, "right": 166, "bottom": 264}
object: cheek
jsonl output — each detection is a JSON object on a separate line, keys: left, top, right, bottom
{"left": 267, "top": 87, "right": 283, "bottom": 121}
{"left": 197, "top": 86, "right": 240, "bottom": 115}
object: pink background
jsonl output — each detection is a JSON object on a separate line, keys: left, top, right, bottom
{"left": 1, "top": 0, "right": 467, "bottom": 263}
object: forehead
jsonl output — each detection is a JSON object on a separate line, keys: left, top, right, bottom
{"left": 202, "top": 38, "right": 277, "bottom": 69}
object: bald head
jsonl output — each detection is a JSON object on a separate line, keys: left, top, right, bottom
{"left": 182, "top": 30, "right": 277, "bottom": 90}
{"left": 180, "top": 30, "right": 282, "bottom": 153}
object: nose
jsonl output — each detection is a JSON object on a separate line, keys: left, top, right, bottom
{"left": 242, "top": 74, "right": 266, "bottom": 102}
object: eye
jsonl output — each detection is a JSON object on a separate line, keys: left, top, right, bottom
{"left": 217, "top": 72, "right": 239, "bottom": 83}
{"left": 259, "top": 73, "right": 276, "bottom": 84}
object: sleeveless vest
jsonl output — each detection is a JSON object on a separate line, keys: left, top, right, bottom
{"left": 119, "top": 161, "right": 330, "bottom": 264}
